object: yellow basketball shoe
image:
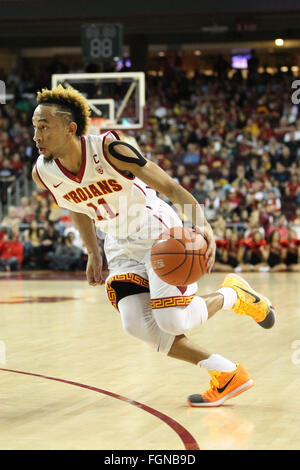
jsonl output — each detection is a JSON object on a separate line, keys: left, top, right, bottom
{"left": 187, "top": 364, "right": 254, "bottom": 407}
{"left": 220, "top": 273, "right": 276, "bottom": 329}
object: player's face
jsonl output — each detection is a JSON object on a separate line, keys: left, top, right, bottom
{"left": 32, "top": 105, "right": 70, "bottom": 162}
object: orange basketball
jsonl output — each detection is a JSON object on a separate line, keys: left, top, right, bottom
{"left": 150, "top": 226, "right": 208, "bottom": 286}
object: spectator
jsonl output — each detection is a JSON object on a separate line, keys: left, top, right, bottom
{"left": 22, "top": 219, "right": 44, "bottom": 268}
{"left": 285, "top": 174, "right": 300, "bottom": 198}
{"left": 269, "top": 214, "right": 289, "bottom": 239}
{"left": 289, "top": 207, "right": 300, "bottom": 239}
{"left": 242, "top": 230, "right": 269, "bottom": 272}
{"left": 182, "top": 143, "right": 201, "bottom": 167}
{"left": 16, "top": 196, "right": 29, "bottom": 219}
{"left": 0, "top": 231, "right": 24, "bottom": 272}
{"left": 266, "top": 230, "right": 287, "bottom": 272}
{"left": 1, "top": 206, "right": 22, "bottom": 230}
{"left": 214, "top": 229, "right": 244, "bottom": 272}
{"left": 264, "top": 190, "right": 282, "bottom": 219}
{"left": 40, "top": 220, "right": 61, "bottom": 268}
{"left": 0, "top": 159, "right": 16, "bottom": 203}
{"left": 48, "top": 233, "right": 83, "bottom": 271}
{"left": 283, "top": 229, "right": 300, "bottom": 271}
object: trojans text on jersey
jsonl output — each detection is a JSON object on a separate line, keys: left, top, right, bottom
{"left": 62, "top": 178, "right": 123, "bottom": 204}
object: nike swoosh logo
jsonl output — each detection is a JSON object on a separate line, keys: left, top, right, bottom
{"left": 234, "top": 285, "right": 260, "bottom": 303}
{"left": 53, "top": 182, "right": 63, "bottom": 188}
{"left": 217, "top": 374, "right": 236, "bottom": 393}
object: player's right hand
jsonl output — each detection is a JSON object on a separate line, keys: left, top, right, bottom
{"left": 86, "top": 252, "right": 106, "bottom": 286}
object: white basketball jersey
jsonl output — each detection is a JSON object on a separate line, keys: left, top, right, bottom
{"left": 35, "top": 131, "right": 160, "bottom": 239}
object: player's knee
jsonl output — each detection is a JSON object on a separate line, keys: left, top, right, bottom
{"left": 153, "top": 296, "right": 208, "bottom": 335}
{"left": 154, "top": 308, "right": 190, "bottom": 335}
{"left": 121, "top": 316, "right": 140, "bottom": 339}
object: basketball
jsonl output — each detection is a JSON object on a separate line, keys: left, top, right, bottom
{"left": 150, "top": 226, "right": 208, "bottom": 286}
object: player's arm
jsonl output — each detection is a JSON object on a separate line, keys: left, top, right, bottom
{"left": 68, "top": 211, "right": 105, "bottom": 286}
{"left": 105, "top": 138, "right": 216, "bottom": 272}
{"left": 32, "top": 165, "right": 104, "bottom": 286}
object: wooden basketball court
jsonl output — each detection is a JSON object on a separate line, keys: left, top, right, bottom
{"left": 0, "top": 271, "right": 299, "bottom": 450}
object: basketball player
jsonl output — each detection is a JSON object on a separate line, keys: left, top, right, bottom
{"left": 31, "top": 85, "right": 275, "bottom": 407}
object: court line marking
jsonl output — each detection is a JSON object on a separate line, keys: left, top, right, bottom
{"left": 0, "top": 367, "right": 200, "bottom": 451}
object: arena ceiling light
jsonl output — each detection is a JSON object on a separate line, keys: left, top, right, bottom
{"left": 275, "top": 38, "right": 284, "bottom": 47}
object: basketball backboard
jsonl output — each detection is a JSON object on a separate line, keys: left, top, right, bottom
{"left": 51, "top": 72, "right": 145, "bottom": 133}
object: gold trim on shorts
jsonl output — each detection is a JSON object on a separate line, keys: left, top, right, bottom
{"left": 151, "top": 294, "right": 195, "bottom": 309}
{"left": 106, "top": 273, "right": 149, "bottom": 310}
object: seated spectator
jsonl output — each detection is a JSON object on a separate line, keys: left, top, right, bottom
{"left": 289, "top": 207, "right": 300, "bottom": 239}
{"left": 231, "top": 164, "right": 249, "bottom": 191}
{"left": 244, "top": 210, "right": 265, "bottom": 239}
{"left": 197, "top": 172, "right": 214, "bottom": 193}
{"left": 269, "top": 214, "right": 289, "bottom": 239}
{"left": 281, "top": 228, "right": 300, "bottom": 271}
{"left": 226, "top": 187, "right": 243, "bottom": 211}
{"left": 212, "top": 215, "right": 226, "bottom": 240}
{"left": 48, "top": 233, "right": 83, "bottom": 271}
{"left": 266, "top": 230, "right": 287, "bottom": 272}
{"left": 182, "top": 143, "right": 201, "bottom": 166}
{"left": 16, "top": 196, "right": 29, "bottom": 219}
{"left": 0, "top": 230, "right": 24, "bottom": 272}
{"left": 264, "top": 190, "right": 282, "bottom": 220}
{"left": 245, "top": 156, "right": 259, "bottom": 182}
{"left": 22, "top": 219, "right": 44, "bottom": 268}
{"left": 175, "top": 164, "right": 187, "bottom": 182}
{"left": 0, "top": 159, "right": 16, "bottom": 204}
{"left": 1, "top": 205, "right": 22, "bottom": 230}
{"left": 219, "top": 200, "right": 234, "bottom": 222}
{"left": 259, "top": 120, "right": 274, "bottom": 141}
{"left": 191, "top": 181, "right": 207, "bottom": 204}
{"left": 36, "top": 197, "right": 51, "bottom": 223}
{"left": 214, "top": 229, "right": 244, "bottom": 272}
{"left": 10, "top": 152, "right": 24, "bottom": 175}
{"left": 272, "top": 161, "right": 290, "bottom": 185}
{"left": 39, "top": 220, "right": 61, "bottom": 268}
{"left": 204, "top": 197, "right": 218, "bottom": 222}
{"left": 180, "top": 174, "right": 194, "bottom": 192}
{"left": 63, "top": 226, "right": 85, "bottom": 250}
{"left": 241, "top": 230, "right": 269, "bottom": 272}
{"left": 22, "top": 206, "right": 37, "bottom": 225}
{"left": 259, "top": 151, "right": 272, "bottom": 174}
{"left": 278, "top": 145, "right": 294, "bottom": 168}
{"left": 285, "top": 173, "right": 300, "bottom": 198}
{"left": 168, "top": 141, "right": 185, "bottom": 167}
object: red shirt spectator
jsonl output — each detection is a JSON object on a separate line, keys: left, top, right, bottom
{"left": 0, "top": 235, "right": 24, "bottom": 268}
{"left": 285, "top": 175, "right": 300, "bottom": 196}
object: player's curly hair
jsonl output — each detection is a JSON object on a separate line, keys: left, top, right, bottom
{"left": 36, "top": 84, "right": 91, "bottom": 136}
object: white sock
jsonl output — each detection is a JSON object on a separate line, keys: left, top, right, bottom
{"left": 198, "top": 354, "right": 237, "bottom": 372}
{"left": 216, "top": 287, "right": 238, "bottom": 310}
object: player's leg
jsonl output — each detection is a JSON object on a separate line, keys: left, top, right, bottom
{"left": 219, "top": 272, "right": 276, "bottom": 328}
{"left": 106, "top": 270, "right": 176, "bottom": 353}
{"left": 118, "top": 291, "right": 175, "bottom": 353}
{"left": 106, "top": 271, "right": 253, "bottom": 407}
{"left": 145, "top": 268, "right": 253, "bottom": 406}
{"left": 168, "top": 334, "right": 253, "bottom": 407}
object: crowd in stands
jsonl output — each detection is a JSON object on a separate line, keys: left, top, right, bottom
{"left": 1, "top": 57, "right": 300, "bottom": 272}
